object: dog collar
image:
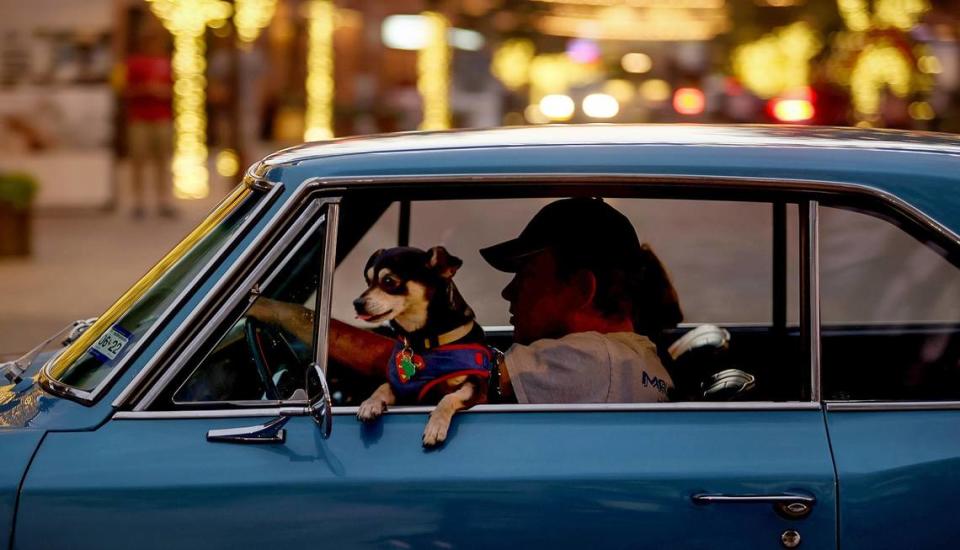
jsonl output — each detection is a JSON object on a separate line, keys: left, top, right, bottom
{"left": 407, "top": 320, "right": 476, "bottom": 350}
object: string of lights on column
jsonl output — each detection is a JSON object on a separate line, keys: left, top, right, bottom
{"left": 418, "top": 11, "right": 450, "bottom": 130}
{"left": 305, "top": 0, "right": 334, "bottom": 141}
{"left": 146, "top": 0, "right": 231, "bottom": 200}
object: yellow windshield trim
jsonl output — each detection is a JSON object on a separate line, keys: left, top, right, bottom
{"left": 47, "top": 185, "right": 252, "bottom": 380}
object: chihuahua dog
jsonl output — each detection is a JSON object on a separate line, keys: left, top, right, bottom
{"left": 354, "top": 246, "right": 491, "bottom": 447}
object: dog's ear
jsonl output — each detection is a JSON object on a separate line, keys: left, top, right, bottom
{"left": 363, "top": 249, "right": 385, "bottom": 282}
{"left": 427, "top": 246, "right": 462, "bottom": 279}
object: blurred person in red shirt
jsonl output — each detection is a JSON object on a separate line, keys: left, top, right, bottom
{"left": 124, "top": 24, "right": 175, "bottom": 219}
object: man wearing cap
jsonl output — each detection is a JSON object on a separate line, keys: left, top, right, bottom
{"left": 323, "top": 197, "right": 682, "bottom": 404}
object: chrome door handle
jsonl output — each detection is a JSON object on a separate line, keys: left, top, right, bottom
{"left": 692, "top": 493, "right": 815, "bottom": 519}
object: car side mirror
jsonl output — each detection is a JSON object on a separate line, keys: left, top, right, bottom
{"left": 206, "top": 363, "right": 332, "bottom": 445}
{"left": 306, "top": 362, "right": 333, "bottom": 438}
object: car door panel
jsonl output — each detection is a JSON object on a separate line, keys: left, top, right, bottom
{"left": 17, "top": 408, "right": 835, "bottom": 549}
{"left": 825, "top": 409, "right": 960, "bottom": 550}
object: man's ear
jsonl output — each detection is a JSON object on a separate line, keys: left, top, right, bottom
{"left": 572, "top": 269, "right": 597, "bottom": 310}
{"left": 363, "top": 249, "right": 385, "bottom": 282}
{"left": 427, "top": 246, "right": 463, "bottom": 279}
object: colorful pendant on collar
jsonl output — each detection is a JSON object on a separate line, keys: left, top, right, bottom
{"left": 395, "top": 349, "right": 425, "bottom": 383}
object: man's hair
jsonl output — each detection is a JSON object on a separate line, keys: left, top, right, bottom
{"left": 552, "top": 244, "right": 683, "bottom": 340}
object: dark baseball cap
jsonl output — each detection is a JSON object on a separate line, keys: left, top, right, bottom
{"left": 480, "top": 197, "right": 643, "bottom": 273}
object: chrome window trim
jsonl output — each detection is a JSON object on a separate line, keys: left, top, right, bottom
{"left": 804, "top": 201, "right": 822, "bottom": 401}
{"left": 133, "top": 199, "right": 333, "bottom": 411}
{"left": 114, "top": 171, "right": 960, "bottom": 413}
{"left": 825, "top": 401, "right": 960, "bottom": 411}
{"left": 114, "top": 401, "right": 822, "bottom": 420}
{"left": 40, "top": 179, "right": 283, "bottom": 406}
{"left": 310, "top": 173, "right": 959, "bottom": 250}
{"left": 314, "top": 200, "right": 339, "bottom": 375}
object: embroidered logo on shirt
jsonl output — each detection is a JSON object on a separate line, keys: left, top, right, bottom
{"left": 642, "top": 371, "right": 669, "bottom": 394}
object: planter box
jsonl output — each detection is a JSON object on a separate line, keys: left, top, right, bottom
{"left": 0, "top": 203, "right": 31, "bottom": 257}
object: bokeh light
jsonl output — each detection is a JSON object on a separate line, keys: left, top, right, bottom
{"left": 673, "top": 88, "right": 705, "bottom": 115}
{"left": 539, "top": 94, "right": 575, "bottom": 121}
{"left": 621, "top": 52, "right": 652, "bottom": 74}
{"left": 582, "top": 93, "right": 620, "bottom": 119}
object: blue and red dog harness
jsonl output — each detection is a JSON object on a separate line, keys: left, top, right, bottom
{"left": 387, "top": 339, "right": 494, "bottom": 403}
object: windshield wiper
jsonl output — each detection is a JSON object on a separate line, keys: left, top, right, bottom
{"left": 2, "top": 318, "right": 97, "bottom": 384}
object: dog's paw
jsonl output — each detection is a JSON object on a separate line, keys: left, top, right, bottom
{"left": 357, "top": 399, "right": 387, "bottom": 422}
{"left": 422, "top": 414, "right": 450, "bottom": 448}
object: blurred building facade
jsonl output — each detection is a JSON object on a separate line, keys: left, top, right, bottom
{"left": 2, "top": 0, "right": 960, "bottom": 208}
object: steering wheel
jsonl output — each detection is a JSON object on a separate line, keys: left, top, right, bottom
{"left": 244, "top": 317, "right": 306, "bottom": 401}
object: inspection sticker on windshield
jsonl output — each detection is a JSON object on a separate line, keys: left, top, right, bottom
{"left": 90, "top": 326, "right": 132, "bottom": 362}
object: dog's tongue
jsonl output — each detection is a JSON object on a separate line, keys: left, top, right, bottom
{"left": 356, "top": 313, "right": 374, "bottom": 321}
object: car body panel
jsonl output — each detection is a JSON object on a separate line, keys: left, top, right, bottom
{"left": 825, "top": 410, "right": 960, "bottom": 549}
{"left": 0, "top": 430, "right": 44, "bottom": 550}
{"left": 17, "top": 409, "right": 836, "bottom": 549}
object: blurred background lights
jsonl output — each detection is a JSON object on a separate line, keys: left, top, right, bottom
{"left": 850, "top": 43, "right": 912, "bottom": 117}
{"left": 621, "top": 52, "right": 652, "bottom": 74}
{"left": 383, "top": 15, "right": 484, "bottom": 52}
{"left": 603, "top": 79, "right": 635, "bottom": 103}
{"left": 918, "top": 55, "right": 943, "bottom": 74}
{"left": 304, "top": 0, "right": 334, "bottom": 141}
{"left": 640, "top": 79, "right": 672, "bottom": 103}
{"left": 449, "top": 28, "right": 485, "bottom": 51}
{"left": 582, "top": 93, "right": 619, "bottom": 119}
{"left": 733, "top": 22, "right": 821, "bottom": 99}
{"left": 909, "top": 101, "right": 936, "bottom": 120}
{"left": 539, "top": 94, "right": 575, "bottom": 121}
{"left": 771, "top": 98, "right": 815, "bottom": 122}
{"left": 523, "top": 104, "right": 550, "bottom": 124}
{"left": 234, "top": 0, "right": 277, "bottom": 45}
{"left": 673, "top": 87, "right": 706, "bottom": 115}
{"left": 215, "top": 149, "right": 241, "bottom": 178}
{"left": 382, "top": 15, "right": 429, "bottom": 50}
{"left": 147, "top": 0, "right": 232, "bottom": 199}
{"left": 417, "top": 12, "right": 451, "bottom": 130}
{"left": 492, "top": 39, "right": 535, "bottom": 90}
{"left": 839, "top": 0, "right": 930, "bottom": 31}
{"left": 566, "top": 38, "right": 600, "bottom": 64}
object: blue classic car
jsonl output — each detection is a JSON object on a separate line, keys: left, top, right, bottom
{"left": 2, "top": 125, "right": 959, "bottom": 549}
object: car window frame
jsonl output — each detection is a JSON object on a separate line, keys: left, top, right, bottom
{"left": 132, "top": 198, "right": 336, "bottom": 411}
{"left": 37, "top": 176, "right": 283, "bottom": 406}
{"left": 165, "top": 212, "right": 330, "bottom": 408}
{"left": 814, "top": 199, "right": 960, "bottom": 410}
{"left": 115, "top": 173, "right": 857, "bottom": 417}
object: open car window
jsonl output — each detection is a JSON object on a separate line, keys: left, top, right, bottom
{"left": 330, "top": 195, "right": 805, "bottom": 405}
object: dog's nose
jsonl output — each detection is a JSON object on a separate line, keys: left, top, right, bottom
{"left": 353, "top": 297, "right": 366, "bottom": 313}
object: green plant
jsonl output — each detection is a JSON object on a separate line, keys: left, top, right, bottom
{"left": 0, "top": 172, "right": 39, "bottom": 210}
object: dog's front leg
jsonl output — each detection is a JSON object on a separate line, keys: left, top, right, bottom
{"left": 357, "top": 383, "right": 396, "bottom": 422}
{"left": 422, "top": 382, "right": 478, "bottom": 448}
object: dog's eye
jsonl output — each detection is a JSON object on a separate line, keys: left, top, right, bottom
{"left": 381, "top": 276, "right": 401, "bottom": 290}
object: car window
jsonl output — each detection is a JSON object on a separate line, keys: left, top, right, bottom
{"left": 331, "top": 196, "right": 805, "bottom": 404}
{"left": 166, "top": 209, "right": 327, "bottom": 406}
{"left": 49, "top": 184, "right": 263, "bottom": 393}
{"left": 821, "top": 206, "right": 960, "bottom": 401}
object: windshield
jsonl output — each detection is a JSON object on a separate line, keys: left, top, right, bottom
{"left": 47, "top": 183, "right": 264, "bottom": 393}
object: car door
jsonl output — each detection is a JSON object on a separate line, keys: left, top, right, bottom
{"left": 818, "top": 204, "right": 960, "bottom": 550}
{"left": 16, "top": 186, "right": 838, "bottom": 549}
